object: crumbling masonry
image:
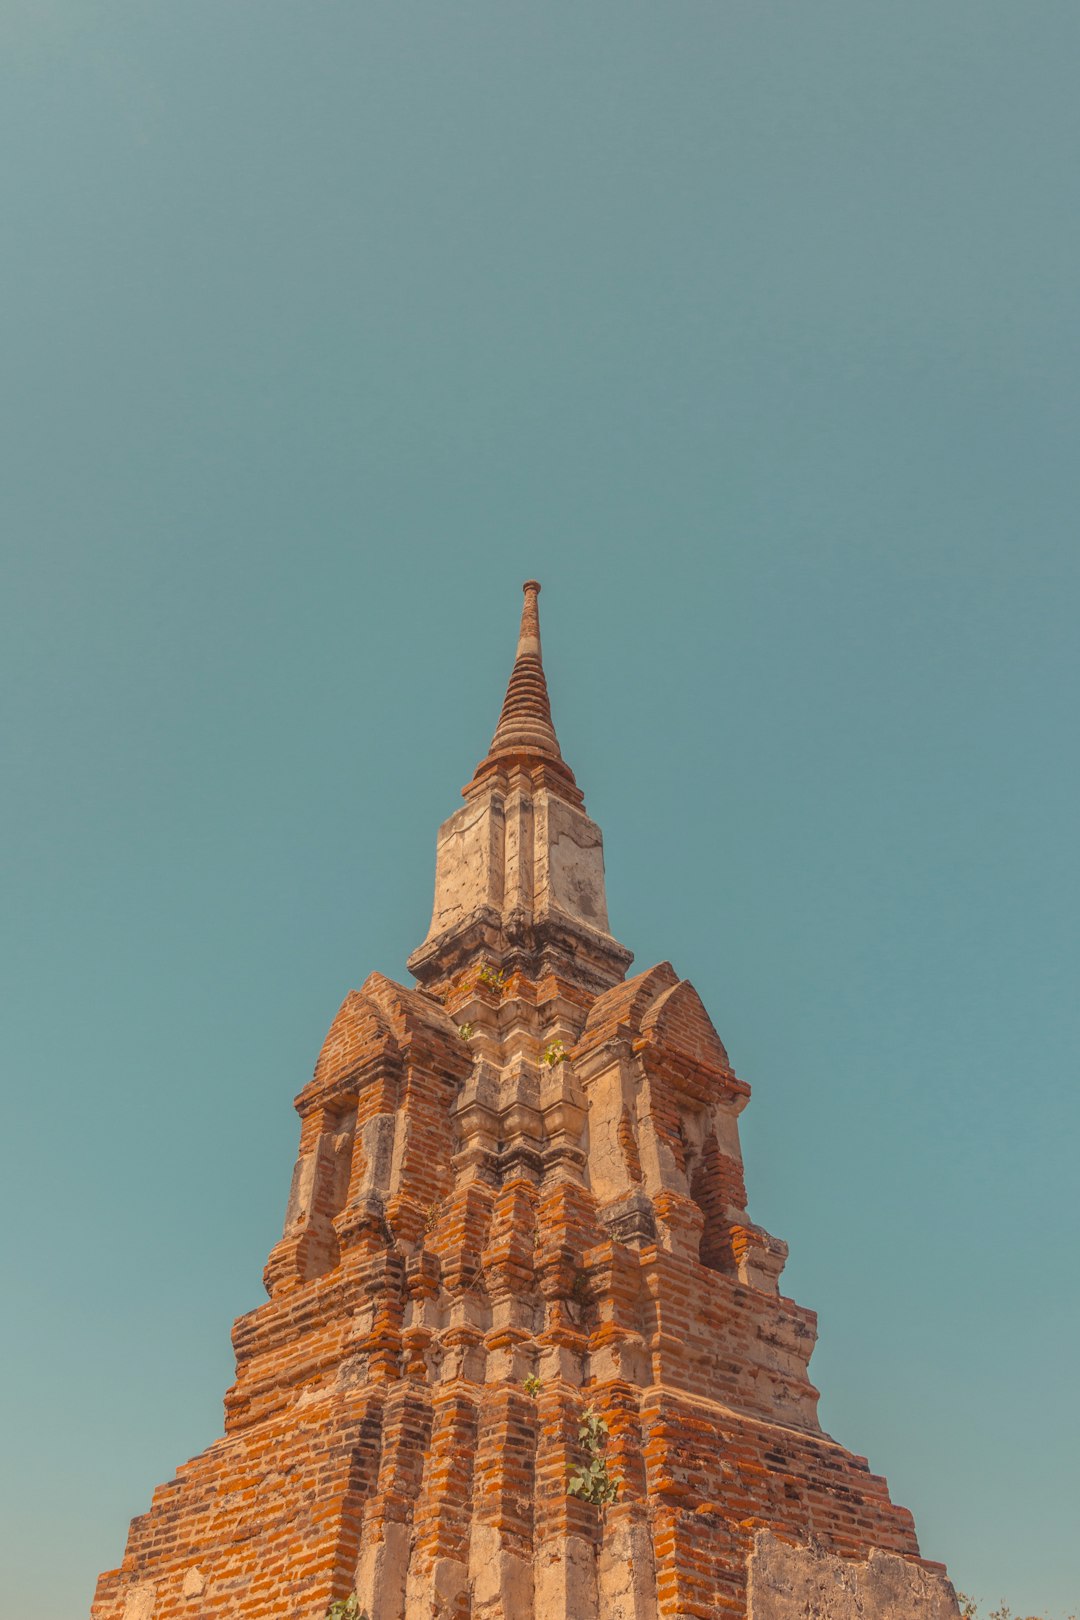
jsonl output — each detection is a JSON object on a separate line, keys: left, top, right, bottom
{"left": 93, "top": 582, "right": 961, "bottom": 1620}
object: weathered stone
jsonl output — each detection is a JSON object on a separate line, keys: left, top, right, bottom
{"left": 748, "top": 1529, "right": 961, "bottom": 1619}
{"left": 120, "top": 1585, "right": 156, "bottom": 1620}
{"left": 179, "top": 1568, "right": 204, "bottom": 1600}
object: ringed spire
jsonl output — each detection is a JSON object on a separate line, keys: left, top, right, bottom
{"left": 465, "top": 580, "right": 582, "bottom": 804}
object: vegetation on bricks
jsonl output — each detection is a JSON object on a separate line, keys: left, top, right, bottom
{"left": 957, "top": 1601, "right": 1075, "bottom": 1620}
{"left": 325, "top": 1599, "right": 367, "bottom": 1620}
{"left": 570, "top": 1268, "right": 590, "bottom": 1304}
{"left": 541, "top": 1040, "right": 567, "bottom": 1067}
{"left": 568, "top": 1405, "right": 619, "bottom": 1509}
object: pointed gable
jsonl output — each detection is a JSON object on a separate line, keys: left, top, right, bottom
{"left": 361, "top": 971, "right": 468, "bottom": 1063}
{"left": 573, "top": 960, "right": 680, "bottom": 1058}
{"left": 639, "top": 978, "right": 732, "bottom": 1076}
{"left": 310, "top": 989, "right": 398, "bottom": 1094}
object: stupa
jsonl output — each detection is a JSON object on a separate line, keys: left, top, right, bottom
{"left": 93, "top": 582, "right": 961, "bottom": 1619}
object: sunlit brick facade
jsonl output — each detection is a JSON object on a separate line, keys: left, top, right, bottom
{"left": 93, "top": 582, "right": 960, "bottom": 1620}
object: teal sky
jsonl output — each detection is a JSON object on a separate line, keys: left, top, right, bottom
{"left": 2, "top": 5, "right": 1078, "bottom": 1616}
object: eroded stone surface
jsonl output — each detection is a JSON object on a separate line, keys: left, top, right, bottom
{"left": 748, "top": 1530, "right": 961, "bottom": 1619}
{"left": 120, "top": 1584, "right": 156, "bottom": 1620}
{"left": 179, "top": 1568, "right": 204, "bottom": 1599}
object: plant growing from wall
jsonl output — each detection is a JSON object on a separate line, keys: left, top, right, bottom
{"left": 541, "top": 1040, "right": 567, "bottom": 1067}
{"left": 567, "top": 1405, "right": 619, "bottom": 1509}
{"left": 570, "top": 1268, "right": 590, "bottom": 1304}
{"left": 325, "top": 1598, "right": 367, "bottom": 1620}
{"left": 956, "top": 1599, "right": 1076, "bottom": 1620}
{"left": 523, "top": 1373, "right": 543, "bottom": 1397}
{"left": 477, "top": 962, "right": 508, "bottom": 991}
{"left": 458, "top": 1023, "right": 474, "bottom": 1041}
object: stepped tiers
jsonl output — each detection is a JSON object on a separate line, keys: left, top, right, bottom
{"left": 93, "top": 583, "right": 961, "bottom": 1620}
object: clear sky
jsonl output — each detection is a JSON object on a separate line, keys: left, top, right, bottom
{"left": 2, "top": 5, "right": 1078, "bottom": 1617}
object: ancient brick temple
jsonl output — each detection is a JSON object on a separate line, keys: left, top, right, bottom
{"left": 93, "top": 582, "right": 961, "bottom": 1620}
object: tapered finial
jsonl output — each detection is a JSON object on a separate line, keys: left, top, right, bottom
{"left": 517, "top": 580, "right": 542, "bottom": 658}
{"left": 488, "top": 579, "right": 559, "bottom": 759}
{"left": 464, "top": 579, "right": 582, "bottom": 803}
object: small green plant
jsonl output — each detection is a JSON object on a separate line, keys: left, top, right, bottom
{"left": 325, "top": 1599, "right": 367, "bottom": 1620}
{"left": 424, "top": 1199, "right": 444, "bottom": 1234}
{"left": 542, "top": 1040, "right": 567, "bottom": 1067}
{"left": 458, "top": 1022, "right": 474, "bottom": 1041}
{"left": 956, "top": 1599, "right": 1075, "bottom": 1620}
{"left": 477, "top": 961, "right": 508, "bottom": 991}
{"left": 567, "top": 1404, "right": 620, "bottom": 1509}
{"left": 523, "top": 1373, "right": 543, "bottom": 1397}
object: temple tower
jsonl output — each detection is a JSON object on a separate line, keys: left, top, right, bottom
{"left": 93, "top": 583, "right": 961, "bottom": 1620}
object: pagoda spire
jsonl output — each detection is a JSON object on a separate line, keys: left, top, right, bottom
{"left": 489, "top": 579, "right": 561, "bottom": 760}
{"left": 465, "top": 579, "right": 582, "bottom": 804}
{"left": 410, "top": 579, "right": 630, "bottom": 991}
